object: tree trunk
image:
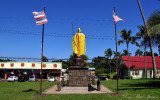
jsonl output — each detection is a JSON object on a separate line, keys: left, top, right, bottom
{"left": 127, "top": 44, "right": 130, "bottom": 76}
{"left": 149, "top": 39, "right": 157, "bottom": 79}
{"left": 144, "top": 45, "right": 146, "bottom": 78}
{"left": 137, "top": 0, "right": 157, "bottom": 79}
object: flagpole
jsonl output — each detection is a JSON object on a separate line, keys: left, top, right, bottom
{"left": 114, "top": 7, "right": 119, "bottom": 94}
{"left": 40, "top": 6, "right": 45, "bottom": 95}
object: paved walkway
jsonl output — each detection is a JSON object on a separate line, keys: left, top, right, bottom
{"left": 43, "top": 84, "right": 115, "bottom": 94}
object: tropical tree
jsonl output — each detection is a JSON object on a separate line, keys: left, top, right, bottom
{"left": 148, "top": 10, "right": 160, "bottom": 28}
{"left": 136, "top": 24, "right": 160, "bottom": 78}
{"left": 118, "top": 29, "right": 138, "bottom": 76}
{"left": 122, "top": 49, "right": 131, "bottom": 56}
{"left": 113, "top": 51, "right": 123, "bottom": 65}
{"left": 135, "top": 49, "right": 143, "bottom": 56}
{"left": 42, "top": 56, "right": 48, "bottom": 62}
{"left": 69, "top": 53, "right": 89, "bottom": 66}
{"left": 147, "top": 10, "right": 160, "bottom": 79}
{"left": 92, "top": 56, "right": 108, "bottom": 75}
{"left": 135, "top": 25, "right": 149, "bottom": 78}
{"left": 113, "top": 51, "right": 122, "bottom": 59}
{"left": 144, "top": 51, "right": 158, "bottom": 56}
{"left": 104, "top": 48, "right": 113, "bottom": 78}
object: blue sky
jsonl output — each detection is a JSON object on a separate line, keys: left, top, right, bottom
{"left": 0, "top": 0, "right": 160, "bottom": 60}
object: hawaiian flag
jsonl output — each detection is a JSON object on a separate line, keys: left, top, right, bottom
{"left": 113, "top": 10, "right": 125, "bottom": 22}
{"left": 32, "top": 11, "right": 48, "bottom": 25}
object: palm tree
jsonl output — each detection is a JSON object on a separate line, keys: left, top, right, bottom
{"left": 104, "top": 48, "right": 112, "bottom": 78}
{"left": 122, "top": 49, "right": 131, "bottom": 56}
{"left": 148, "top": 10, "right": 160, "bottom": 28}
{"left": 137, "top": 23, "right": 160, "bottom": 78}
{"left": 118, "top": 29, "right": 138, "bottom": 76}
{"left": 113, "top": 51, "right": 122, "bottom": 64}
{"left": 136, "top": 25, "right": 149, "bottom": 78}
{"left": 135, "top": 49, "right": 143, "bottom": 56}
{"left": 137, "top": 0, "right": 160, "bottom": 79}
{"left": 147, "top": 10, "right": 160, "bottom": 79}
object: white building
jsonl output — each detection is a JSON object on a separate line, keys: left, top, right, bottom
{"left": 121, "top": 56, "right": 160, "bottom": 79}
{"left": 0, "top": 61, "right": 62, "bottom": 79}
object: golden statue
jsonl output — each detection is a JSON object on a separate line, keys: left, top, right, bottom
{"left": 72, "top": 28, "right": 86, "bottom": 56}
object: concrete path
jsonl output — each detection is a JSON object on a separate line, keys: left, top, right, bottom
{"left": 43, "top": 84, "right": 114, "bottom": 94}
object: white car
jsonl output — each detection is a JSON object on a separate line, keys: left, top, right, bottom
{"left": 29, "top": 76, "right": 38, "bottom": 82}
{"left": 48, "top": 76, "right": 55, "bottom": 82}
{"left": 60, "top": 76, "right": 67, "bottom": 81}
{"left": 8, "top": 76, "right": 18, "bottom": 82}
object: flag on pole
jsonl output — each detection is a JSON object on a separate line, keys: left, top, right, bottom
{"left": 113, "top": 10, "right": 125, "bottom": 22}
{"left": 32, "top": 11, "right": 48, "bottom": 25}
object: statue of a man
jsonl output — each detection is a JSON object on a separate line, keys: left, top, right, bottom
{"left": 72, "top": 28, "right": 86, "bottom": 56}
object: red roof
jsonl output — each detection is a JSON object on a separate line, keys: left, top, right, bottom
{"left": 122, "top": 56, "right": 160, "bottom": 69}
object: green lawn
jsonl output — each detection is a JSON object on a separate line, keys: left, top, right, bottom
{"left": 102, "top": 79, "right": 160, "bottom": 100}
{"left": 0, "top": 79, "right": 160, "bottom": 100}
{"left": 0, "top": 82, "right": 56, "bottom": 100}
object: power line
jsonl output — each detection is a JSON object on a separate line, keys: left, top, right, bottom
{"left": 0, "top": 29, "right": 118, "bottom": 40}
{"left": 1, "top": 56, "right": 160, "bottom": 63}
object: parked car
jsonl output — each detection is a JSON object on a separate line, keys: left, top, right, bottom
{"left": 99, "top": 76, "right": 107, "bottom": 80}
{"left": 48, "top": 76, "right": 55, "bottom": 82}
{"left": 29, "top": 75, "right": 38, "bottom": 82}
{"left": 60, "top": 76, "right": 67, "bottom": 81}
{"left": 18, "top": 75, "right": 29, "bottom": 82}
{"left": 8, "top": 76, "right": 18, "bottom": 82}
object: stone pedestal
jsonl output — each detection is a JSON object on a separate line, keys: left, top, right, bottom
{"left": 68, "top": 57, "right": 89, "bottom": 87}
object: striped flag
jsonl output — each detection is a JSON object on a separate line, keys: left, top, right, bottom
{"left": 32, "top": 11, "right": 48, "bottom": 25}
{"left": 113, "top": 10, "right": 125, "bottom": 22}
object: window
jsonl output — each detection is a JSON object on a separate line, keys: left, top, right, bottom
{"left": 132, "top": 70, "right": 139, "bottom": 75}
{"left": 42, "top": 64, "right": 46, "bottom": 68}
{"left": 132, "top": 71, "right": 135, "bottom": 75}
{"left": 1, "top": 64, "right": 4, "bottom": 67}
{"left": 32, "top": 63, "right": 35, "bottom": 67}
{"left": 21, "top": 63, "right": 24, "bottom": 67}
{"left": 53, "top": 64, "right": 57, "bottom": 68}
{"left": 157, "top": 70, "right": 160, "bottom": 74}
{"left": 10, "top": 63, "right": 14, "bottom": 67}
{"left": 135, "top": 70, "right": 139, "bottom": 75}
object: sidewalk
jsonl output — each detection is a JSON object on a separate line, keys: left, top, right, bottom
{"left": 43, "top": 84, "right": 115, "bottom": 94}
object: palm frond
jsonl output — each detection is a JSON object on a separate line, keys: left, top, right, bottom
{"left": 148, "top": 9, "right": 160, "bottom": 27}
{"left": 135, "top": 42, "right": 140, "bottom": 47}
{"left": 118, "top": 40, "right": 124, "bottom": 46}
{"left": 148, "top": 24, "right": 160, "bottom": 37}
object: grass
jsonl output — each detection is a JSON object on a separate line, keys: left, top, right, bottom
{"left": 0, "top": 82, "right": 56, "bottom": 100}
{"left": 102, "top": 79, "right": 160, "bottom": 99}
{"left": 99, "top": 72, "right": 117, "bottom": 79}
{"left": 0, "top": 79, "right": 160, "bottom": 100}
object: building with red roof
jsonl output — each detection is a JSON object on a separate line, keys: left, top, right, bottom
{"left": 121, "top": 56, "right": 160, "bottom": 79}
